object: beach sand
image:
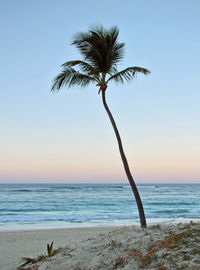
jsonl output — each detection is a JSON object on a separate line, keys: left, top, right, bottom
{"left": 1, "top": 222, "right": 200, "bottom": 270}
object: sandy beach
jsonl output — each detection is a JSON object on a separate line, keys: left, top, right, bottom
{"left": 1, "top": 222, "right": 200, "bottom": 270}
{"left": 0, "top": 226, "right": 114, "bottom": 270}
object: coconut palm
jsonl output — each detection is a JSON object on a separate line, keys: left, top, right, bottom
{"left": 51, "top": 26, "right": 150, "bottom": 228}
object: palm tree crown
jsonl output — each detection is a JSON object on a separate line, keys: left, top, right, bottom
{"left": 51, "top": 26, "right": 150, "bottom": 91}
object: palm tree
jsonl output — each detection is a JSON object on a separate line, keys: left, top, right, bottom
{"left": 51, "top": 26, "right": 150, "bottom": 228}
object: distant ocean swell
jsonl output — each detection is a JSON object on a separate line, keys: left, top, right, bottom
{"left": 0, "top": 183, "right": 200, "bottom": 230}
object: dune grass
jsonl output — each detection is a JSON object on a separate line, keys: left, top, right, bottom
{"left": 18, "top": 241, "right": 62, "bottom": 269}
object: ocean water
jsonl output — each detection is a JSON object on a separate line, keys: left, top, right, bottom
{"left": 0, "top": 183, "right": 200, "bottom": 231}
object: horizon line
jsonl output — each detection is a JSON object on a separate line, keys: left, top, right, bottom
{"left": 0, "top": 182, "right": 200, "bottom": 185}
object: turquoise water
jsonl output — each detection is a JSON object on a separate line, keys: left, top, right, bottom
{"left": 0, "top": 183, "right": 200, "bottom": 231}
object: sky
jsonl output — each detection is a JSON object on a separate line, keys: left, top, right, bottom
{"left": 0, "top": 0, "right": 200, "bottom": 183}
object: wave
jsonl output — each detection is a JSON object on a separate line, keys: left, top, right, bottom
{"left": 149, "top": 202, "right": 197, "bottom": 206}
{"left": 1, "top": 207, "right": 200, "bottom": 224}
{"left": 0, "top": 212, "right": 139, "bottom": 223}
{"left": 4, "top": 185, "right": 130, "bottom": 193}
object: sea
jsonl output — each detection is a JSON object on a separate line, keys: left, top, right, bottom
{"left": 0, "top": 183, "right": 200, "bottom": 231}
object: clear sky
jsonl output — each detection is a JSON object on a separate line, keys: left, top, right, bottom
{"left": 0, "top": 0, "right": 200, "bottom": 183}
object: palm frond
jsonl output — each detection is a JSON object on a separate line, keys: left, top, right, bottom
{"left": 106, "top": 66, "right": 150, "bottom": 83}
{"left": 72, "top": 31, "right": 104, "bottom": 72}
{"left": 71, "top": 26, "right": 125, "bottom": 74}
{"left": 61, "top": 60, "right": 100, "bottom": 80}
{"left": 107, "top": 64, "right": 118, "bottom": 76}
{"left": 51, "top": 67, "right": 97, "bottom": 91}
{"left": 105, "top": 27, "right": 125, "bottom": 67}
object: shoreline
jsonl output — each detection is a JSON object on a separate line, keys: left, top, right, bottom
{"left": 0, "top": 224, "right": 125, "bottom": 233}
{"left": 1, "top": 217, "right": 200, "bottom": 233}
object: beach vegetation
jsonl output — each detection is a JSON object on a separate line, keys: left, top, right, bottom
{"left": 127, "top": 222, "right": 200, "bottom": 269}
{"left": 190, "top": 248, "right": 200, "bottom": 255}
{"left": 47, "top": 241, "right": 54, "bottom": 257}
{"left": 112, "top": 256, "right": 127, "bottom": 269}
{"left": 128, "top": 248, "right": 142, "bottom": 257}
{"left": 51, "top": 25, "right": 150, "bottom": 228}
{"left": 18, "top": 242, "right": 62, "bottom": 269}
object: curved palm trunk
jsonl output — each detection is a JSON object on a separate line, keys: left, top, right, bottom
{"left": 101, "top": 90, "right": 147, "bottom": 228}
